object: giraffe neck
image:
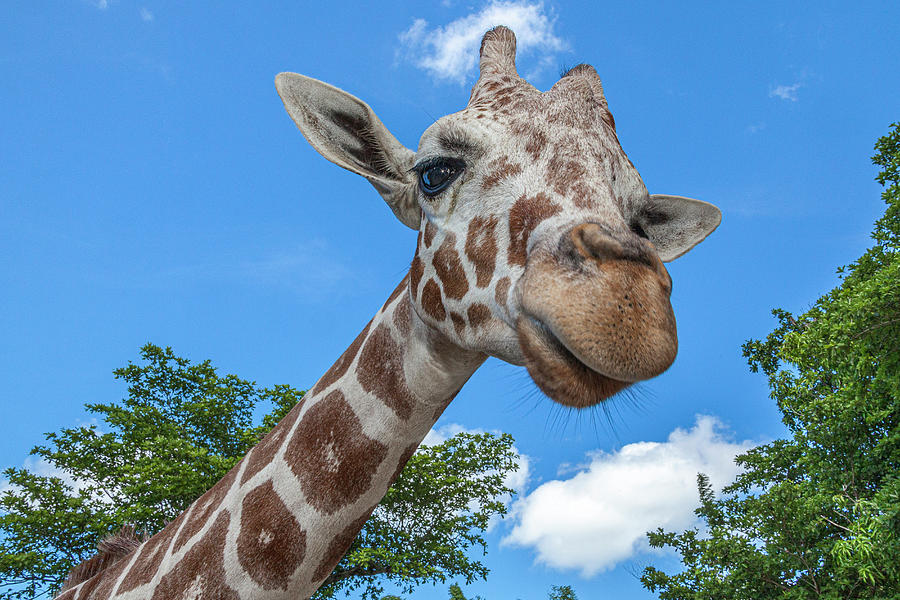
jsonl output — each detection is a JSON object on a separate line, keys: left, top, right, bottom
{"left": 60, "top": 276, "right": 485, "bottom": 600}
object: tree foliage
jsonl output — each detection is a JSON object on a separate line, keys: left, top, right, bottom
{"left": 447, "top": 582, "right": 482, "bottom": 600}
{"left": 438, "top": 583, "right": 576, "bottom": 600}
{"left": 641, "top": 124, "right": 900, "bottom": 598}
{"left": 0, "top": 344, "right": 520, "bottom": 599}
{"left": 320, "top": 431, "right": 518, "bottom": 600}
{"left": 548, "top": 584, "right": 578, "bottom": 600}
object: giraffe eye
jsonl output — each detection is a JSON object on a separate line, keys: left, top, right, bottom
{"left": 415, "top": 158, "right": 465, "bottom": 196}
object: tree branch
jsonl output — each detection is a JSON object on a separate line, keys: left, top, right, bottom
{"left": 851, "top": 316, "right": 900, "bottom": 339}
{"left": 321, "top": 564, "right": 394, "bottom": 588}
{"left": 820, "top": 514, "right": 853, "bottom": 533}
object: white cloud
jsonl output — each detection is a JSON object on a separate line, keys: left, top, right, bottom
{"left": 422, "top": 422, "right": 471, "bottom": 447}
{"left": 0, "top": 457, "right": 101, "bottom": 506}
{"left": 503, "top": 416, "right": 752, "bottom": 576}
{"left": 1, "top": 420, "right": 112, "bottom": 504}
{"left": 398, "top": 1, "right": 567, "bottom": 83}
{"left": 140, "top": 7, "right": 154, "bottom": 22}
{"left": 769, "top": 82, "right": 802, "bottom": 101}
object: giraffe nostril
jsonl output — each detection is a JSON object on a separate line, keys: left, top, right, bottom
{"left": 571, "top": 223, "right": 623, "bottom": 261}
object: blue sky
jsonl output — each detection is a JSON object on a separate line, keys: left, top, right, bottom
{"left": 2, "top": 1, "right": 899, "bottom": 598}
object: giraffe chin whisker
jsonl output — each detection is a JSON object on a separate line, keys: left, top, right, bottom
{"left": 516, "top": 315, "right": 630, "bottom": 408}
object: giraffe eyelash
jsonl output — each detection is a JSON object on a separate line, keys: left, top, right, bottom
{"left": 411, "top": 157, "right": 466, "bottom": 197}
{"left": 409, "top": 156, "right": 465, "bottom": 174}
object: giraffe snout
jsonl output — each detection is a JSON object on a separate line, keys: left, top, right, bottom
{"left": 570, "top": 223, "right": 624, "bottom": 261}
{"left": 514, "top": 227, "right": 679, "bottom": 407}
{"left": 568, "top": 223, "right": 658, "bottom": 270}
{"left": 561, "top": 223, "right": 672, "bottom": 294}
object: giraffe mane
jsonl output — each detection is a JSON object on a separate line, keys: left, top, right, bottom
{"left": 59, "top": 525, "right": 147, "bottom": 593}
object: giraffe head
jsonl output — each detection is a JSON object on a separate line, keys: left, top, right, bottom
{"left": 276, "top": 27, "right": 720, "bottom": 408}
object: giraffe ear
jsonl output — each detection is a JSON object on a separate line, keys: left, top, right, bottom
{"left": 275, "top": 72, "right": 420, "bottom": 229}
{"left": 637, "top": 195, "right": 722, "bottom": 262}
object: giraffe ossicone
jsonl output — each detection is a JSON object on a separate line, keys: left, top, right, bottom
{"left": 57, "top": 26, "right": 720, "bottom": 600}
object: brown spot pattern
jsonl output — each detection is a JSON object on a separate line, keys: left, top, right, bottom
{"left": 236, "top": 481, "right": 306, "bottom": 590}
{"left": 393, "top": 295, "right": 412, "bottom": 338}
{"left": 557, "top": 133, "right": 582, "bottom": 151}
{"left": 546, "top": 103, "right": 582, "bottom": 129}
{"left": 571, "top": 181, "right": 594, "bottom": 209}
{"left": 450, "top": 311, "right": 466, "bottom": 337}
{"left": 525, "top": 128, "right": 548, "bottom": 161}
{"left": 432, "top": 391, "right": 459, "bottom": 421}
{"left": 409, "top": 255, "right": 424, "bottom": 301}
{"left": 78, "top": 549, "right": 132, "bottom": 600}
{"left": 467, "top": 304, "right": 491, "bottom": 329}
{"left": 423, "top": 220, "right": 436, "bottom": 248}
{"left": 432, "top": 233, "right": 469, "bottom": 300}
{"left": 241, "top": 399, "right": 303, "bottom": 485}
{"left": 495, "top": 277, "right": 511, "bottom": 308}
{"left": 70, "top": 569, "right": 103, "bottom": 599}
{"left": 356, "top": 324, "right": 415, "bottom": 420}
{"left": 151, "top": 512, "right": 238, "bottom": 600}
{"left": 465, "top": 215, "right": 499, "bottom": 287}
{"left": 508, "top": 193, "right": 562, "bottom": 266}
{"left": 172, "top": 465, "right": 238, "bottom": 553}
{"left": 311, "top": 509, "right": 375, "bottom": 583}
{"left": 492, "top": 89, "right": 514, "bottom": 108}
{"left": 285, "top": 390, "right": 388, "bottom": 515}
{"left": 481, "top": 158, "right": 522, "bottom": 190}
{"left": 118, "top": 511, "right": 186, "bottom": 592}
{"left": 421, "top": 279, "right": 446, "bottom": 322}
{"left": 546, "top": 155, "right": 587, "bottom": 198}
{"left": 308, "top": 319, "right": 372, "bottom": 396}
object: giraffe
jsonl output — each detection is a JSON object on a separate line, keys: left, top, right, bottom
{"left": 55, "top": 26, "right": 720, "bottom": 600}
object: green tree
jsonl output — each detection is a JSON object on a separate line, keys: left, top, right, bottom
{"left": 0, "top": 344, "right": 295, "bottom": 599}
{"left": 320, "top": 432, "right": 519, "bottom": 600}
{"left": 448, "top": 583, "right": 473, "bottom": 600}
{"left": 0, "top": 344, "right": 520, "bottom": 599}
{"left": 548, "top": 584, "right": 578, "bottom": 600}
{"left": 440, "top": 582, "right": 576, "bottom": 599}
{"left": 641, "top": 124, "right": 900, "bottom": 598}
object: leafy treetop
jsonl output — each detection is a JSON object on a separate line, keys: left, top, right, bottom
{"left": 641, "top": 123, "right": 900, "bottom": 598}
{"left": 0, "top": 344, "right": 520, "bottom": 600}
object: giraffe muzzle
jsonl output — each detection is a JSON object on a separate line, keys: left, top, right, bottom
{"left": 515, "top": 230, "right": 678, "bottom": 407}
